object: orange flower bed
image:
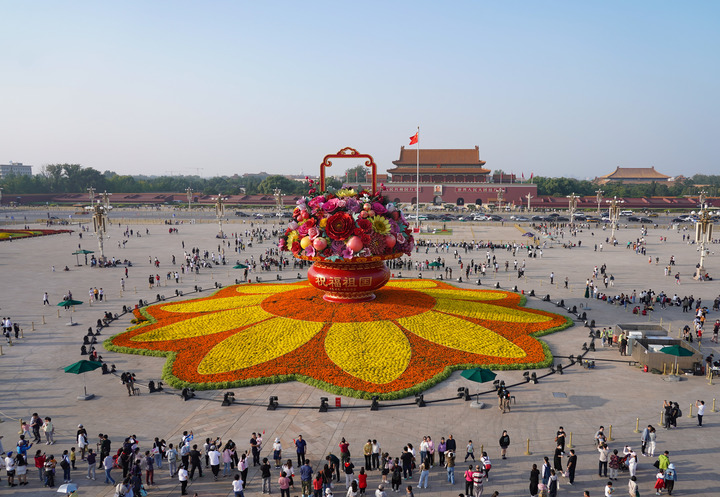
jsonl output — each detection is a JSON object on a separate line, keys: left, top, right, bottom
{"left": 107, "top": 280, "right": 570, "bottom": 399}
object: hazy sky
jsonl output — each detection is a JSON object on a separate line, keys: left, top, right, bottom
{"left": 2, "top": 1, "right": 718, "bottom": 179}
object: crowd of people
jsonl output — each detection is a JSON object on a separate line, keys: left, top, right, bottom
{"left": 0, "top": 417, "right": 694, "bottom": 497}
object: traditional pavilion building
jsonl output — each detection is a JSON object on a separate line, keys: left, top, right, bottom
{"left": 388, "top": 146, "right": 491, "bottom": 184}
{"left": 381, "top": 146, "right": 535, "bottom": 206}
{"left": 594, "top": 167, "right": 673, "bottom": 185}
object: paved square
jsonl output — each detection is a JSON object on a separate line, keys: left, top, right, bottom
{"left": 1, "top": 208, "right": 717, "bottom": 497}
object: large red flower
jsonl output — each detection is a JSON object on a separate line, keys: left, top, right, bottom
{"left": 326, "top": 212, "right": 355, "bottom": 240}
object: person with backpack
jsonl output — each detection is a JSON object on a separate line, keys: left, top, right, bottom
{"left": 60, "top": 449, "right": 72, "bottom": 483}
{"left": 166, "top": 443, "right": 178, "bottom": 477}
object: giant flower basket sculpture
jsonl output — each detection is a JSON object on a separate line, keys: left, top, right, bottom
{"left": 278, "top": 147, "right": 414, "bottom": 302}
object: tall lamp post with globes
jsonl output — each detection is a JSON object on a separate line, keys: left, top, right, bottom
{"left": 695, "top": 191, "right": 713, "bottom": 273}
{"left": 186, "top": 187, "right": 193, "bottom": 212}
{"left": 567, "top": 192, "right": 579, "bottom": 224}
{"left": 606, "top": 196, "right": 624, "bottom": 244}
{"left": 596, "top": 189, "right": 604, "bottom": 215}
{"left": 212, "top": 193, "right": 228, "bottom": 238}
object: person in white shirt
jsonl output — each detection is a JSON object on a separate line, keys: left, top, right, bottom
{"left": 5, "top": 452, "right": 17, "bottom": 487}
{"left": 604, "top": 480, "right": 614, "bottom": 496}
{"left": 208, "top": 445, "right": 222, "bottom": 480}
{"left": 103, "top": 454, "right": 115, "bottom": 485}
{"left": 178, "top": 465, "right": 189, "bottom": 495}
{"left": 695, "top": 399, "right": 705, "bottom": 427}
{"left": 232, "top": 473, "right": 245, "bottom": 497}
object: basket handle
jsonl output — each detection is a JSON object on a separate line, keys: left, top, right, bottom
{"left": 320, "top": 147, "right": 377, "bottom": 195}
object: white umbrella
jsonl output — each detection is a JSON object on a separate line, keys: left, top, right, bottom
{"left": 57, "top": 482, "right": 78, "bottom": 494}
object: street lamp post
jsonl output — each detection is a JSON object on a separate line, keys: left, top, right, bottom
{"left": 91, "top": 200, "right": 109, "bottom": 263}
{"left": 102, "top": 190, "right": 112, "bottom": 211}
{"left": 567, "top": 192, "right": 579, "bottom": 224}
{"left": 525, "top": 193, "right": 534, "bottom": 212}
{"left": 496, "top": 189, "right": 504, "bottom": 212}
{"left": 606, "top": 196, "right": 625, "bottom": 244}
{"left": 212, "top": 193, "right": 227, "bottom": 238}
{"left": 186, "top": 187, "right": 193, "bottom": 212}
{"left": 87, "top": 186, "right": 96, "bottom": 206}
{"left": 695, "top": 191, "right": 713, "bottom": 272}
{"left": 596, "top": 189, "right": 604, "bottom": 215}
{"left": 274, "top": 188, "right": 285, "bottom": 216}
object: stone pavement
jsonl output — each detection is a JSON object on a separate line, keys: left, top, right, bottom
{"left": 0, "top": 213, "right": 718, "bottom": 497}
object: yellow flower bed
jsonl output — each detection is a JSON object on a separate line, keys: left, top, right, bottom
{"left": 109, "top": 279, "right": 569, "bottom": 398}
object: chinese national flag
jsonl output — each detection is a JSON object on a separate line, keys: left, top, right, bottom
{"left": 409, "top": 132, "right": 419, "bottom": 145}
{"left": 530, "top": 172, "right": 534, "bottom": 179}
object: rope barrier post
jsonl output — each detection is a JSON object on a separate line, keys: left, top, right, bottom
{"left": 567, "top": 432, "right": 573, "bottom": 449}
{"left": 712, "top": 398, "right": 717, "bottom": 413}
{"left": 524, "top": 438, "right": 531, "bottom": 456}
{"left": 480, "top": 445, "right": 483, "bottom": 456}
{"left": 57, "top": 309, "right": 60, "bottom": 319}
{"left": 607, "top": 425, "right": 614, "bottom": 441}
{"left": 633, "top": 418, "right": 640, "bottom": 433}
{"left": 658, "top": 411, "right": 664, "bottom": 428}
{"left": 42, "top": 315, "right": 46, "bottom": 325}
{"left": 687, "top": 403, "right": 694, "bottom": 418}
{"left": 0, "top": 345, "right": 3, "bottom": 355}
{"left": 31, "top": 322, "right": 35, "bottom": 331}
{"left": 20, "top": 329, "right": 24, "bottom": 339}
{"left": 662, "top": 363, "right": 666, "bottom": 375}
{"left": 134, "top": 287, "right": 137, "bottom": 294}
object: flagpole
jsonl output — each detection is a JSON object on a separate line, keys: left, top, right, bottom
{"left": 415, "top": 126, "right": 420, "bottom": 231}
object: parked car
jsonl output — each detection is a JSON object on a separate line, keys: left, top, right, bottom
{"left": 531, "top": 215, "right": 546, "bottom": 221}
{"left": 627, "top": 216, "right": 640, "bottom": 222}
{"left": 235, "top": 211, "right": 249, "bottom": 217}
{"left": 639, "top": 217, "right": 653, "bottom": 224}
{"left": 513, "top": 216, "right": 529, "bottom": 221}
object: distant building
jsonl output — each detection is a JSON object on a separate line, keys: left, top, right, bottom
{"left": 388, "top": 146, "right": 490, "bottom": 184}
{"left": 0, "top": 161, "right": 32, "bottom": 179}
{"left": 594, "top": 167, "right": 672, "bottom": 185}
{"left": 383, "top": 146, "right": 534, "bottom": 206}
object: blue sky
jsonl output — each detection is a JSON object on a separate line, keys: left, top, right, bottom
{"left": 1, "top": 1, "right": 718, "bottom": 179}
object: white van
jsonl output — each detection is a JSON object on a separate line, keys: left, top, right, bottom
{"left": 619, "top": 210, "right": 633, "bottom": 216}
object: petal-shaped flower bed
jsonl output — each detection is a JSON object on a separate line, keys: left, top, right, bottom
{"left": 106, "top": 280, "right": 571, "bottom": 399}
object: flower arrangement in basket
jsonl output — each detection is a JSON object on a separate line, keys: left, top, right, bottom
{"left": 279, "top": 182, "right": 415, "bottom": 261}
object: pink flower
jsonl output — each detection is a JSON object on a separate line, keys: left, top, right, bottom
{"left": 371, "top": 202, "right": 387, "bottom": 214}
{"left": 305, "top": 246, "right": 316, "bottom": 257}
{"left": 341, "top": 248, "right": 354, "bottom": 259}
{"left": 288, "top": 221, "right": 299, "bottom": 231}
{"left": 396, "top": 233, "right": 406, "bottom": 244}
{"left": 297, "top": 223, "right": 311, "bottom": 237}
{"left": 307, "top": 226, "right": 320, "bottom": 239}
{"left": 322, "top": 197, "right": 341, "bottom": 212}
{"left": 308, "top": 196, "right": 326, "bottom": 209}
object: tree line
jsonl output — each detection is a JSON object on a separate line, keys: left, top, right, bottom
{"left": 1, "top": 163, "right": 717, "bottom": 198}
